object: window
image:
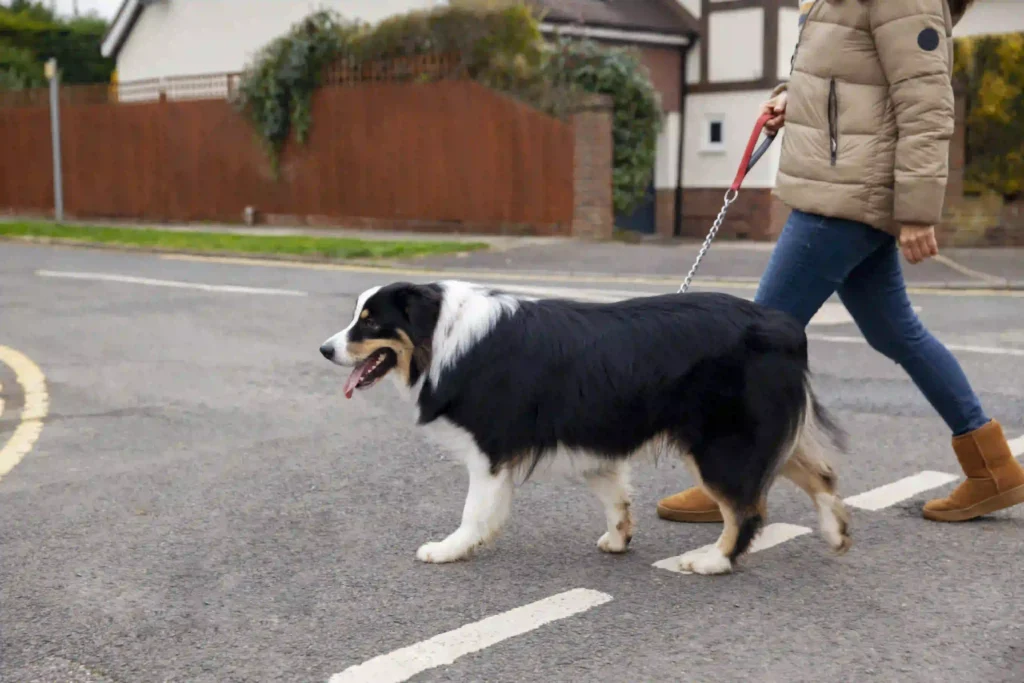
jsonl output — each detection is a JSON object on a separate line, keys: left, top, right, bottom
{"left": 709, "top": 121, "right": 723, "bottom": 144}
{"left": 703, "top": 115, "right": 725, "bottom": 153}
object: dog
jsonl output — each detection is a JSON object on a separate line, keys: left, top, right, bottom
{"left": 319, "top": 280, "right": 851, "bottom": 575}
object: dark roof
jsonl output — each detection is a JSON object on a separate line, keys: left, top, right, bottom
{"left": 532, "top": 0, "right": 699, "bottom": 36}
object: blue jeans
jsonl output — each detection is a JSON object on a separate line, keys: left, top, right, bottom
{"left": 755, "top": 210, "right": 989, "bottom": 436}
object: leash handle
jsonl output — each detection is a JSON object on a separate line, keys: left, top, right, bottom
{"left": 730, "top": 112, "right": 777, "bottom": 192}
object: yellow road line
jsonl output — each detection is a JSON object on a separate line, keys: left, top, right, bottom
{"left": 159, "top": 253, "right": 1024, "bottom": 298}
{"left": 0, "top": 346, "right": 49, "bottom": 481}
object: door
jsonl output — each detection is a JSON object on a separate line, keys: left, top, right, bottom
{"left": 614, "top": 178, "right": 656, "bottom": 234}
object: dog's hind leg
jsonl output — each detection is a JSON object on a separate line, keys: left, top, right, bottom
{"left": 780, "top": 454, "right": 851, "bottom": 554}
{"left": 676, "top": 487, "right": 763, "bottom": 576}
{"left": 585, "top": 461, "right": 633, "bottom": 554}
{"left": 675, "top": 436, "right": 770, "bottom": 576}
{"left": 417, "top": 447, "right": 513, "bottom": 564}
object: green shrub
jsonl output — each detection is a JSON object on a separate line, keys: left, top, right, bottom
{"left": 542, "top": 37, "right": 663, "bottom": 214}
{"left": 954, "top": 33, "right": 1024, "bottom": 200}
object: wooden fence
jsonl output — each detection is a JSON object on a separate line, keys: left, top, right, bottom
{"left": 0, "top": 73, "right": 578, "bottom": 234}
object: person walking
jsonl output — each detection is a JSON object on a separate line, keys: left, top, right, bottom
{"left": 658, "top": 0, "right": 1024, "bottom": 524}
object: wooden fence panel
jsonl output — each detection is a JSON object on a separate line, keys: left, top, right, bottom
{"left": 0, "top": 106, "right": 53, "bottom": 214}
{"left": 0, "top": 79, "right": 576, "bottom": 232}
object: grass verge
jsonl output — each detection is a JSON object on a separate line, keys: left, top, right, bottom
{"left": 0, "top": 222, "right": 489, "bottom": 260}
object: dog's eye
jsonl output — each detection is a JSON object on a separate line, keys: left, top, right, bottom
{"left": 362, "top": 317, "right": 380, "bottom": 330}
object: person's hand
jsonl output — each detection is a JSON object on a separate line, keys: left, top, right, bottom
{"left": 899, "top": 224, "right": 939, "bottom": 264}
{"left": 759, "top": 92, "right": 788, "bottom": 134}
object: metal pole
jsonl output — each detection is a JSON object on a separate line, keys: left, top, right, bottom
{"left": 46, "top": 59, "right": 64, "bottom": 222}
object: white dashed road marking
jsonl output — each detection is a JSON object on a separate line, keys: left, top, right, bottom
{"left": 843, "top": 471, "right": 961, "bottom": 511}
{"left": 36, "top": 270, "right": 307, "bottom": 297}
{"left": 653, "top": 523, "right": 813, "bottom": 574}
{"left": 654, "top": 437, "right": 1023, "bottom": 573}
{"left": 328, "top": 588, "right": 612, "bottom": 683}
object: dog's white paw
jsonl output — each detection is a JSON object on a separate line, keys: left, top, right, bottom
{"left": 678, "top": 545, "right": 733, "bottom": 576}
{"left": 597, "top": 531, "right": 630, "bottom": 554}
{"left": 416, "top": 540, "right": 469, "bottom": 564}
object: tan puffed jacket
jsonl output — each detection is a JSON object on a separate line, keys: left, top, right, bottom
{"left": 773, "top": 0, "right": 962, "bottom": 236}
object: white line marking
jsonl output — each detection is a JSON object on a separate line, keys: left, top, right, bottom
{"left": 0, "top": 346, "right": 49, "bottom": 481}
{"left": 1011, "top": 435, "right": 1024, "bottom": 457}
{"left": 810, "top": 334, "right": 1024, "bottom": 357}
{"left": 844, "top": 471, "right": 960, "bottom": 511}
{"left": 328, "top": 588, "right": 612, "bottom": 683}
{"left": 652, "top": 523, "right": 812, "bottom": 574}
{"left": 36, "top": 270, "right": 307, "bottom": 297}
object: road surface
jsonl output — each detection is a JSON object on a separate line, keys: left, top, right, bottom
{"left": 2, "top": 243, "right": 1022, "bottom": 683}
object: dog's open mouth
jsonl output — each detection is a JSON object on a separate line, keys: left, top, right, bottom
{"left": 343, "top": 348, "right": 398, "bottom": 398}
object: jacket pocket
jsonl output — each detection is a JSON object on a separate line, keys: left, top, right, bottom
{"left": 827, "top": 77, "right": 838, "bottom": 167}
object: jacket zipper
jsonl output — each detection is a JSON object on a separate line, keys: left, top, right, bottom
{"left": 828, "top": 76, "right": 838, "bottom": 166}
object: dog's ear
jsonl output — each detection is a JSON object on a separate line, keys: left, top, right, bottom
{"left": 399, "top": 284, "right": 442, "bottom": 343}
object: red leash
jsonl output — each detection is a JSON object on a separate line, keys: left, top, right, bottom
{"left": 679, "top": 113, "right": 777, "bottom": 293}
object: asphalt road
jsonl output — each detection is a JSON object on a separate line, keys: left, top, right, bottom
{"left": 2, "top": 243, "right": 1023, "bottom": 683}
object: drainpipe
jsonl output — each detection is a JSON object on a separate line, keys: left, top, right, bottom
{"left": 673, "top": 33, "right": 699, "bottom": 238}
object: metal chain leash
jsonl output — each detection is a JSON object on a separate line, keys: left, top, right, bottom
{"left": 678, "top": 188, "right": 738, "bottom": 294}
{"left": 676, "top": 112, "right": 777, "bottom": 294}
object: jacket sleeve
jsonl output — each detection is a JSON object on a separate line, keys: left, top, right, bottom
{"left": 870, "top": 0, "right": 955, "bottom": 226}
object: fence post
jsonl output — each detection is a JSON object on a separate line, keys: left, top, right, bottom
{"left": 45, "top": 58, "right": 64, "bottom": 222}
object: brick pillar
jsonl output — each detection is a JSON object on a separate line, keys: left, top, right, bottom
{"left": 570, "top": 95, "right": 614, "bottom": 240}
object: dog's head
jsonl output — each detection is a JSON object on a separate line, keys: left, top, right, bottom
{"left": 320, "top": 283, "right": 443, "bottom": 398}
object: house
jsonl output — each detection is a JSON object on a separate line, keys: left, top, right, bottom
{"left": 538, "top": 0, "right": 804, "bottom": 240}
{"left": 100, "top": 0, "right": 447, "bottom": 81}
{"left": 529, "top": 0, "right": 700, "bottom": 237}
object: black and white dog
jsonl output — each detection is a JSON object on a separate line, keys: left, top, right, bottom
{"left": 320, "top": 281, "right": 851, "bottom": 575}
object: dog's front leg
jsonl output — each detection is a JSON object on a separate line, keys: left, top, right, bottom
{"left": 586, "top": 462, "right": 634, "bottom": 553}
{"left": 417, "top": 450, "right": 512, "bottom": 563}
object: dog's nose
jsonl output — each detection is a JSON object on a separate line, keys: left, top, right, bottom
{"left": 320, "top": 344, "right": 335, "bottom": 360}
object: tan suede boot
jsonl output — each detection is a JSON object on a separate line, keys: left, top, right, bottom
{"left": 656, "top": 486, "right": 723, "bottom": 523}
{"left": 923, "top": 419, "right": 1024, "bottom": 522}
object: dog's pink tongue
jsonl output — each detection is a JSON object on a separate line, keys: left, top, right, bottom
{"left": 343, "top": 361, "right": 370, "bottom": 399}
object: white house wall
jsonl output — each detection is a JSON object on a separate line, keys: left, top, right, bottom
{"left": 686, "top": 41, "right": 701, "bottom": 85}
{"left": 953, "top": 0, "right": 1024, "bottom": 37}
{"left": 708, "top": 7, "right": 763, "bottom": 83}
{"left": 676, "top": 0, "right": 701, "bottom": 20}
{"left": 777, "top": 6, "right": 801, "bottom": 82}
{"left": 115, "top": 0, "right": 444, "bottom": 82}
{"left": 655, "top": 112, "right": 682, "bottom": 191}
{"left": 682, "top": 89, "right": 779, "bottom": 189}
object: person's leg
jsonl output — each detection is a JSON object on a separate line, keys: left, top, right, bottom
{"left": 657, "top": 210, "right": 887, "bottom": 523}
{"left": 837, "top": 239, "right": 1024, "bottom": 521}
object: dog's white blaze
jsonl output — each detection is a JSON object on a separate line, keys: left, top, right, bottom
{"left": 844, "top": 470, "right": 959, "bottom": 511}
{"left": 328, "top": 588, "right": 613, "bottom": 683}
{"left": 429, "top": 281, "right": 518, "bottom": 386}
{"left": 322, "top": 285, "right": 381, "bottom": 364}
